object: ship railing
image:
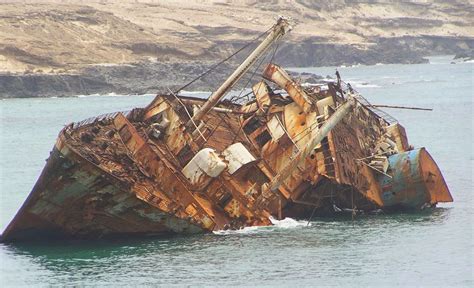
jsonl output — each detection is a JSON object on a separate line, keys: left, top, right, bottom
{"left": 72, "top": 110, "right": 131, "bottom": 129}
{"left": 340, "top": 81, "right": 398, "bottom": 125}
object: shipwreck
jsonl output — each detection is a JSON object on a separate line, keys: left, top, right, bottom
{"left": 1, "top": 17, "right": 452, "bottom": 242}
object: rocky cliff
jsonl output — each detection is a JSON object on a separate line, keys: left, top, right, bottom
{"left": 0, "top": 0, "right": 472, "bottom": 97}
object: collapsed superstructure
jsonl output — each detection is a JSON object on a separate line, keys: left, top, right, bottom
{"left": 2, "top": 17, "right": 452, "bottom": 242}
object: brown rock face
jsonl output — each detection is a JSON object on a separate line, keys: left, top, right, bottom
{"left": 0, "top": 0, "right": 473, "bottom": 97}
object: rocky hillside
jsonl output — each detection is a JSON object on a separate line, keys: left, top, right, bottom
{"left": 0, "top": 0, "right": 473, "bottom": 97}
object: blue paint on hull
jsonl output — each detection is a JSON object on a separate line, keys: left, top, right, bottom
{"left": 378, "top": 148, "right": 430, "bottom": 209}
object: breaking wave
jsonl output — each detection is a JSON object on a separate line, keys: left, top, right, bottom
{"left": 347, "top": 80, "right": 381, "bottom": 88}
{"left": 269, "top": 216, "right": 310, "bottom": 228}
{"left": 212, "top": 217, "right": 310, "bottom": 235}
{"left": 76, "top": 93, "right": 155, "bottom": 98}
{"left": 178, "top": 90, "right": 212, "bottom": 98}
{"left": 77, "top": 93, "right": 101, "bottom": 98}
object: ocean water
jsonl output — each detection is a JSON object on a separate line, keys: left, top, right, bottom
{"left": 0, "top": 57, "right": 472, "bottom": 287}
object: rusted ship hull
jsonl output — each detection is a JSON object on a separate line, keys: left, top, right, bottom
{"left": 1, "top": 17, "right": 452, "bottom": 242}
{"left": 1, "top": 94, "right": 452, "bottom": 242}
{"left": 377, "top": 148, "right": 452, "bottom": 209}
{"left": 2, "top": 134, "right": 205, "bottom": 242}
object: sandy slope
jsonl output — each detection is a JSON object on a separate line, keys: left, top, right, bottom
{"left": 1, "top": 0, "right": 472, "bottom": 74}
{"left": 0, "top": 0, "right": 473, "bottom": 97}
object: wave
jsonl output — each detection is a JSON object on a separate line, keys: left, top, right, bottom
{"left": 77, "top": 93, "right": 101, "bottom": 98}
{"left": 355, "top": 84, "right": 380, "bottom": 88}
{"left": 76, "top": 93, "right": 155, "bottom": 98}
{"left": 269, "top": 216, "right": 310, "bottom": 228}
{"left": 347, "top": 80, "right": 381, "bottom": 88}
{"left": 212, "top": 217, "right": 310, "bottom": 235}
{"left": 179, "top": 90, "right": 212, "bottom": 95}
{"left": 394, "top": 79, "right": 444, "bottom": 85}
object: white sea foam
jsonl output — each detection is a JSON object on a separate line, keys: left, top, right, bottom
{"left": 269, "top": 216, "right": 310, "bottom": 228}
{"left": 321, "top": 78, "right": 334, "bottom": 82}
{"left": 76, "top": 93, "right": 155, "bottom": 98}
{"left": 102, "top": 92, "right": 142, "bottom": 97}
{"left": 348, "top": 80, "right": 381, "bottom": 88}
{"left": 77, "top": 93, "right": 101, "bottom": 98}
{"left": 212, "top": 226, "right": 263, "bottom": 235}
{"left": 212, "top": 217, "right": 309, "bottom": 235}
{"left": 179, "top": 90, "right": 212, "bottom": 96}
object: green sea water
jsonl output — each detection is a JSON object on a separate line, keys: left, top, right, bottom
{"left": 0, "top": 57, "right": 472, "bottom": 287}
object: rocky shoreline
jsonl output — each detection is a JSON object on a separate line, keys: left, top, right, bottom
{"left": 1, "top": 35, "right": 472, "bottom": 98}
{"left": 0, "top": 61, "right": 327, "bottom": 98}
{"left": 1, "top": 1, "right": 472, "bottom": 98}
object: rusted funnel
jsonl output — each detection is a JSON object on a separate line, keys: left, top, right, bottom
{"left": 377, "top": 148, "right": 453, "bottom": 209}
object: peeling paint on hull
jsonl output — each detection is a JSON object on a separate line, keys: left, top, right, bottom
{"left": 2, "top": 145, "right": 203, "bottom": 242}
{"left": 377, "top": 148, "right": 452, "bottom": 209}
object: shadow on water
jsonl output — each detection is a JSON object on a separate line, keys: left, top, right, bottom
{"left": 0, "top": 233, "right": 230, "bottom": 278}
{"left": 2, "top": 206, "right": 452, "bottom": 253}
{"left": 0, "top": 207, "right": 457, "bottom": 286}
{"left": 2, "top": 232, "right": 215, "bottom": 257}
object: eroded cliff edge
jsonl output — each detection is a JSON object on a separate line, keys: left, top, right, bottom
{"left": 1, "top": 0, "right": 473, "bottom": 98}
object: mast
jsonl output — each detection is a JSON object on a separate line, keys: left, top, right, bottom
{"left": 187, "top": 16, "right": 292, "bottom": 127}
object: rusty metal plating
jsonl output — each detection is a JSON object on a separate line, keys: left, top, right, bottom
{"left": 1, "top": 18, "right": 452, "bottom": 242}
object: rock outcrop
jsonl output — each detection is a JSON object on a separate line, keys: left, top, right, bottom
{"left": 0, "top": 0, "right": 472, "bottom": 97}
